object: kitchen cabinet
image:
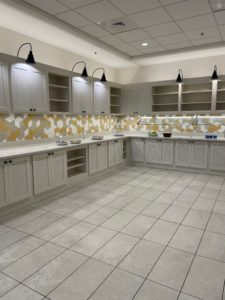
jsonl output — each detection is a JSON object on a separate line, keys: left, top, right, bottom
{"left": 11, "top": 64, "right": 48, "bottom": 113}
{"left": 0, "top": 156, "right": 32, "bottom": 207}
{"left": 210, "top": 143, "right": 225, "bottom": 171}
{"left": 0, "top": 62, "right": 10, "bottom": 112}
{"left": 89, "top": 142, "right": 107, "bottom": 174}
{"left": 93, "top": 82, "right": 109, "bottom": 114}
{"left": 108, "top": 140, "right": 123, "bottom": 167}
{"left": 175, "top": 141, "right": 191, "bottom": 167}
{"left": 33, "top": 151, "right": 66, "bottom": 195}
{"left": 72, "top": 77, "right": 92, "bottom": 114}
{"left": 145, "top": 139, "right": 173, "bottom": 165}
{"left": 131, "top": 138, "right": 145, "bottom": 162}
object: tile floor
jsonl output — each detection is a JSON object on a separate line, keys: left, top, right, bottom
{"left": 0, "top": 166, "right": 225, "bottom": 300}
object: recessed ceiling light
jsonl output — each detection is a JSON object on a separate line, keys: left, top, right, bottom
{"left": 142, "top": 42, "right": 148, "bottom": 47}
{"left": 209, "top": 0, "right": 225, "bottom": 12}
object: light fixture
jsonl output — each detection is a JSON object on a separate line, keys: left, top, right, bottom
{"left": 211, "top": 65, "right": 219, "bottom": 80}
{"left": 17, "top": 42, "right": 36, "bottom": 64}
{"left": 142, "top": 42, "right": 148, "bottom": 47}
{"left": 176, "top": 68, "right": 183, "bottom": 83}
{"left": 208, "top": 0, "right": 225, "bottom": 12}
{"left": 92, "top": 68, "right": 107, "bottom": 82}
{"left": 72, "top": 61, "right": 88, "bottom": 77}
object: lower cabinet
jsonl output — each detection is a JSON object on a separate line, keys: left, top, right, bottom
{"left": 108, "top": 140, "right": 123, "bottom": 167}
{"left": 33, "top": 151, "right": 66, "bottom": 195}
{"left": 89, "top": 142, "right": 107, "bottom": 174}
{"left": 145, "top": 139, "right": 173, "bottom": 165}
{"left": 131, "top": 138, "right": 145, "bottom": 162}
{"left": 210, "top": 143, "right": 225, "bottom": 171}
{"left": 0, "top": 156, "right": 32, "bottom": 207}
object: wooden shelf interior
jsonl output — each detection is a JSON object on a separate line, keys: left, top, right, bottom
{"left": 67, "top": 148, "right": 87, "bottom": 177}
{"left": 110, "top": 87, "right": 121, "bottom": 114}
{"left": 216, "top": 81, "right": 225, "bottom": 110}
{"left": 49, "top": 73, "right": 70, "bottom": 112}
{"left": 152, "top": 85, "right": 178, "bottom": 112}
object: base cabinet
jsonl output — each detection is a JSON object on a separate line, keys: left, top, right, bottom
{"left": 108, "top": 140, "right": 123, "bottom": 167}
{"left": 145, "top": 139, "right": 173, "bottom": 165}
{"left": 89, "top": 143, "right": 107, "bottom": 174}
{"left": 210, "top": 143, "right": 225, "bottom": 171}
{"left": 131, "top": 139, "right": 145, "bottom": 162}
{"left": 33, "top": 151, "right": 66, "bottom": 195}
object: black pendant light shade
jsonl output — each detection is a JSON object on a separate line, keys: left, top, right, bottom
{"left": 72, "top": 61, "right": 88, "bottom": 77}
{"left": 17, "top": 43, "right": 36, "bottom": 64}
{"left": 92, "top": 68, "right": 107, "bottom": 82}
{"left": 176, "top": 68, "right": 183, "bottom": 83}
{"left": 211, "top": 65, "right": 219, "bottom": 80}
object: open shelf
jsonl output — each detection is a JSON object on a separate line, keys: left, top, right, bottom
{"left": 216, "top": 84, "right": 225, "bottom": 111}
{"left": 152, "top": 84, "right": 179, "bottom": 113}
{"left": 182, "top": 82, "right": 212, "bottom": 93}
{"left": 67, "top": 148, "right": 87, "bottom": 178}
{"left": 110, "top": 86, "right": 121, "bottom": 114}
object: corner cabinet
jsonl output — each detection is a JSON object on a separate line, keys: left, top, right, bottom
{"left": 0, "top": 156, "right": 32, "bottom": 207}
{"left": 93, "top": 81, "right": 109, "bottom": 114}
{"left": 89, "top": 142, "right": 107, "bottom": 174}
{"left": 72, "top": 77, "right": 92, "bottom": 114}
{"left": 33, "top": 151, "right": 66, "bottom": 195}
{"left": 0, "top": 62, "right": 10, "bottom": 112}
{"left": 11, "top": 63, "right": 49, "bottom": 113}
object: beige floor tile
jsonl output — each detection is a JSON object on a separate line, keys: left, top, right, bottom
{"left": 178, "top": 293, "right": 201, "bottom": 299}
{"left": 161, "top": 205, "right": 189, "bottom": 223}
{"left": 213, "top": 201, "right": 225, "bottom": 215}
{"left": 0, "top": 273, "right": 17, "bottom": 297}
{"left": 123, "top": 199, "right": 149, "bottom": 214}
{"left": 0, "top": 229, "right": 27, "bottom": 250}
{"left": 0, "top": 284, "right": 43, "bottom": 300}
{"left": 121, "top": 215, "right": 156, "bottom": 238}
{"left": 83, "top": 206, "right": 118, "bottom": 226}
{"left": 192, "top": 197, "right": 215, "bottom": 212}
{"left": 207, "top": 213, "right": 225, "bottom": 234}
{"left": 141, "top": 202, "right": 169, "bottom": 218}
{"left": 154, "top": 191, "right": 179, "bottom": 204}
{"left": 102, "top": 210, "right": 136, "bottom": 231}
{"left": 182, "top": 209, "right": 210, "bottom": 229}
{"left": 108, "top": 195, "right": 135, "bottom": 209}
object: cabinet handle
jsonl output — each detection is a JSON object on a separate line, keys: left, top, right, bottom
{"left": 4, "top": 161, "right": 7, "bottom": 164}
{"left": 9, "top": 160, "right": 12, "bottom": 163}
{"left": 101, "top": 112, "right": 105, "bottom": 114}
{"left": 52, "top": 152, "right": 54, "bottom": 155}
{"left": 48, "top": 153, "right": 51, "bottom": 156}
{"left": 33, "top": 108, "right": 36, "bottom": 112}
{"left": 82, "top": 110, "right": 86, "bottom": 113}
{"left": 115, "top": 140, "right": 118, "bottom": 143}
{"left": 30, "top": 108, "right": 33, "bottom": 112}
{"left": 97, "top": 143, "right": 101, "bottom": 146}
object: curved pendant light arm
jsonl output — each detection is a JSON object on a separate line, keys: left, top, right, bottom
{"left": 92, "top": 67, "right": 105, "bottom": 77}
{"left": 72, "top": 61, "right": 86, "bottom": 72}
{"left": 17, "top": 42, "right": 32, "bottom": 58}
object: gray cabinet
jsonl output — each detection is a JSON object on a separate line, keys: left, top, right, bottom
{"left": 145, "top": 139, "right": 173, "bottom": 165}
{"left": 89, "top": 142, "right": 107, "bottom": 174}
{"left": 175, "top": 141, "right": 191, "bottom": 167}
{"left": 93, "top": 82, "right": 109, "bottom": 114}
{"left": 210, "top": 143, "right": 225, "bottom": 171}
{"left": 108, "top": 140, "right": 123, "bottom": 167}
{"left": 72, "top": 77, "right": 92, "bottom": 114}
{"left": 11, "top": 64, "right": 48, "bottom": 113}
{"left": 0, "top": 62, "right": 10, "bottom": 112}
{"left": 131, "top": 138, "right": 144, "bottom": 162}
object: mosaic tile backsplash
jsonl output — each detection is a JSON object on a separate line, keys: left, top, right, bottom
{"left": 1, "top": 114, "right": 225, "bottom": 142}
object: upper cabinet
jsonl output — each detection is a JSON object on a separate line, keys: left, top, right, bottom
{"left": 0, "top": 62, "right": 10, "bottom": 112}
{"left": 72, "top": 76, "right": 92, "bottom": 114}
{"left": 110, "top": 84, "right": 122, "bottom": 115}
{"left": 11, "top": 63, "right": 49, "bottom": 113}
{"left": 152, "top": 84, "right": 179, "bottom": 113}
{"left": 215, "top": 80, "right": 225, "bottom": 112}
{"left": 93, "top": 81, "right": 109, "bottom": 115}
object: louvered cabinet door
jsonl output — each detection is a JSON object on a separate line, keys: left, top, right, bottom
{"left": 0, "top": 161, "right": 8, "bottom": 206}
{"left": 33, "top": 153, "right": 51, "bottom": 195}
{"left": 108, "top": 141, "right": 115, "bottom": 167}
{"left": 89, "top": 144, "right": 98, "bottom": 174}
{"left": 145, "top": 139, "right": 161, "bottom": 163}
{"left": 210, "top": 143, "right": 225, "bottom": 171}
{"left": 97, "top": 143, "right": 107, "bottom": 172}
{"left": 131, "top": 139, "right": 144, "bottom": 162}
{"left": 161, "top": 140, "right": 174, "bottom": 165}
{"left": 115, "top": 140, "right": 123, "bottom": 165}
{"left": 8, "top": 156, "right": 32, "bottom": 203}
{"left": 51, "top": 151, "right": 66, "bottom": 189}
{"left": 191, "top": 142, "right": 208, "bottom": 169}
{"left": 175, "top": 141, "right": 191, "bottom": 167}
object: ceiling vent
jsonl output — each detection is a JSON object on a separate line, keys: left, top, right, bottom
{"left": 209, "top": 0, "right": 225, "bottom": 11}
{"left": 101, "top": 17, "right": 138, "bottom": 33}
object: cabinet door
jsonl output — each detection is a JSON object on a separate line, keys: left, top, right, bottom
{"left": 122, "top": 89, "right": 138, "bottom": 115}
{"left": 11, "top": 64, "right": 31, "bottom": 112}
{"left": 8, "top": 156, "right": 32, "bottom": 203}
{"left": 72, "top": 77, "right": 83, "bottom": 114}
{"left": 30, "top": 69, "right": 48, "bottom": 113}
{"left": 131, "top": 139, "right": 144, "bottom": 162}
{"left": 191, "top": 142, "right": 208, "bottom": 169}
{"left": 0, "top": 63, "right": 9, "bottom": 112}
{"left": 89, "top": 144, "right": 97, "bottom": 174}
{"left": 108, "top": 141, "right": 115, "bottom": 167}
{"left": 161, "top": 140, "right": 174, "bottom": 165}
{"left": 145, "top": 139, "right": 161, "bottom": 163}
{"left": 0, "top": 161, "right": 8, "bottom": 206}
{"left": 97, "top": 143, "right": 107, "bottom": 171}
{"left": 51, "top": 151, "right": 66, "bottom": 188}
{"left": 115, "top": 140, "right": 123, "bottom": 165}
{"left": 175, "top": 141, "right": 191, "bottom": 167}
{"left": 138, "top": 87, "right": 151, "bottom": 115}
{"left": 210, "top": 143, "right": 225, "bottom": 171}
{"left": 33, "top": 153, "right": 51, "bottom": 195}
{"left": 82, "top": 80, "right": 92, "bottom": 114}
{"left": 93, "top": 82, "right": 109, "bottom": 114}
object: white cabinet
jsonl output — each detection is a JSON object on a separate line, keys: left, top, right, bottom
{"left": 108, "top": 140, "right": 123, "bottom": 167}
{"left": 0, "top": 62, "right": 10, "bottom": 112}
{"left": 145, "top": 139, "right": 173, "bottom": 165}
{"left": 33, "top": 151, "right": 66, "bottom": 195}
{"left": 131, "top": 138, "right": 145, "bottom": 162}
{"left": 72, "top": 77, "right": 92, "bottom": 114}
{"left": 175, "top": 141, "right": 191, "bottom": 167}
{"left": 93, "top": 82, "right": 109, "bottom": 114}
{"left": 89, "top": 143, "right": 107, "bottom": 174}
{"left": 0, "top": 156, "right": 32, "bottom": 207}
{"left": 11, "top": 64, "right": 48, "bottom": 113}
{"left": 210, "top": 143, "right": 225, "bottom": 171}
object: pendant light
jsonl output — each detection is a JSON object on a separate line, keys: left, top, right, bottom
{"left": 176, "top": 68, "right": 183, "bottom": 83}
{"left": 211, "top": 65, "right": 219, "bottom": 80}
{"left": 17, "top": 42, "right": 36, "bottom": 64}
{"left": 72, "top": 61, "right": 88, "bottom": 77}
{"left": 92, "top": 68, "right": 107, "bottom": 82}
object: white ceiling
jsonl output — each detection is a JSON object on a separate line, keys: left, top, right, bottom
{"left": 18, "top": 0, "right": 225, "bottom": 58}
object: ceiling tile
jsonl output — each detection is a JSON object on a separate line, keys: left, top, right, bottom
{"left": 159, "top": 0, "right": 185, "bottom": 5}
{"left": 141, "top": 45, "right": 165, "bottom": 54}
{"left": 185, "top": 27, "right": 220, "bottom": 41}
{"left": 165, "top": 41, "right": 192, "bottom": 50}
{"left": 129, "top": 39, "right": 160, "bottom": 49}
{"left": 24, "top": 0, "right": 68, "bottom": 14}
{"left": 166, "top": 0, "right": 211, "bottom": 20}
{"left": 100, "top": 35, "right": 123, "bottom": 46}
{"left": 56, "top": 10, "right": 91, "bottom": 27}
{"left": 192, "top": 36, "right": 222, "bottom": 45}
{"left": 214, "top": 11, "right": 225, "bottom": 25}
{"left": 177, "top": 14, "right": 216, "bottom": 32}
{"left": 57, "top": 0, "right": 100, "bottom": 9}
{"left": 145, "top": 22, "right": 180, "bottom": 37}
{"left": 76, "top": 1, "right": 123, "bottom": 23}
{"left": 81, "top": 24, "right": 109, "bottom": 37}
{"left": 114, "top": 43, "right": 136, "bottom": 51}
{"left": 110, "top": 0, "right": 161, "bottom": 14}
{"left": 156, "top": 32, "right": 188, "bottom": 45}
{"left": 114, "top": 29, "right": 150, "bottom": 42}
{"left": 129, "top": 7, "right": 171, "bottom": 27}
{"left": 219, "top": 24, "right": 225, "bottom": 35}
{"left": 126, "top": 49, "right": 143, "bottom": 56}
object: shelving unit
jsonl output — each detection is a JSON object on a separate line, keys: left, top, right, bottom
{"left": 152, "top": 85, "right": 179, "bottom": 112}
{"left": 67, "top": 148, "right": 87, "bottom": 178}
{"left": 123, "top": 139, "right": 127, "bottom": 160}
{"left": 110, "top": 86, "right": 121, "bottom": 114}
{"left": 49, "top": 73, "right": 70, "bottom": 113}
{"left": 216, "top": 81, "right": 225, "bottom": 111}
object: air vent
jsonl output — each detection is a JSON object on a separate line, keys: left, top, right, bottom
{"left": 209, "top": 0, "right": 225, "bottom": 12}
{"left": 101, "top": 17, "right": 138, "bottom": 33}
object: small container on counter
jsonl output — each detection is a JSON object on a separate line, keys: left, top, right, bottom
{"left": 205, "top": 134, "right": 217, "bottom": 140}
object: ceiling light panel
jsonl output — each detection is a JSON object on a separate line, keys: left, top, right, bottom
{"left": 209, "top": 0, "right": 225, "bottom": 11}
{"left": 110, "top": 0, "right": 161, "bottom": 14}
{"left": 214, "top": 10, "right": 225, "bottom": 25}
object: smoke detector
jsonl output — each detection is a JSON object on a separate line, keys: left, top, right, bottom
{"left": 209, "top": 0, "right": 225, "bottom": 11}
{"left": 101, "top": 17, "right": 138, "bottom": 33}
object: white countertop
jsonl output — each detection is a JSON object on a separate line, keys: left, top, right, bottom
{"left": 0, "top": 133, "right": 225, "bottom": 159}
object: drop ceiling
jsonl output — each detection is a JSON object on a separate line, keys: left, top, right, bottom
{"left": 13, "top": 0, "right": 225, "bottom": 58}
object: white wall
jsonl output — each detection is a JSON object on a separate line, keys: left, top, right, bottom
{"left": 0, "top": 26, "right": 116, "bottom": 81}
{"left": 116, "top": 54, "right": 225, "bottom": 84}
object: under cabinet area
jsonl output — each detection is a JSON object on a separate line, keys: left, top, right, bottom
{"left": 108, "top": 139, "right": 123, "bottom": 167}
{"left": 67, "top": 147, "right": 87, "bottom": 178}
{"left": 145, "top": 139, "right": 174, "bottom": 165}
{"left": 89, "top": 142, "right": 107, "bottom": 174}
